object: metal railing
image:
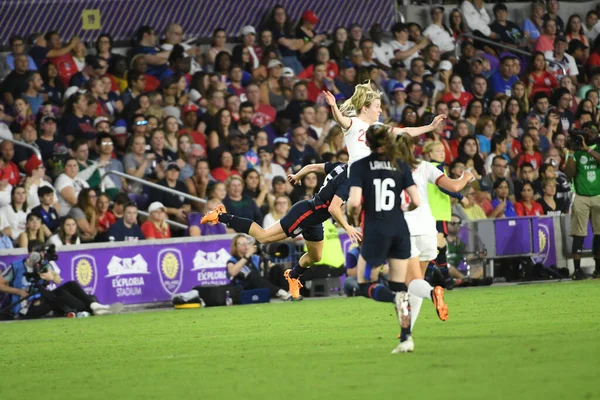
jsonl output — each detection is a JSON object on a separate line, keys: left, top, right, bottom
{"left": 100, "top": 170, "right": 207, "bottom": 204}
{"left": 0, "top": 137, "right": 42, "bottom": 161}
{"left": 137, "top": 209, "right": 189, "bottom": 230}
{"left": 455, "top": 33, "right": 567, "bottom": 77}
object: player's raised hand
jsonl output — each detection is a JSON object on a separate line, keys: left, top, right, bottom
{"left": 431, "top": 114, "right": 447, "bottom": 128}
{"left": 322, "top": 91, "right": 337, "bottom": 107}
{"left": 287, "top": 173, "right": 301, "bottom": 186}
{"left": 346, "top": 226, "right": 363, "bottom": 244}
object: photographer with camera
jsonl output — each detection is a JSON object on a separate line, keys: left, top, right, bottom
{"left": 0, "top": 244, "right": 123, "bottom": 318}
{"left": 564, "top": 124, "right": 600, "bottom": 279}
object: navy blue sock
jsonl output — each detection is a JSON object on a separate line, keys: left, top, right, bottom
{"left": 359, "top": 283, "right": 395, "bottom": 303}
{"left": 218, "top": 214, "right": 253, "bottom": 234}
{"left": 289, "top": 264, "right": 308, "bottom": 279}
{"left": 388, "top": 281, "right": 408, "bottom": 293}
{"left": 436, "top": 246, "right": 448, "bottom": 268}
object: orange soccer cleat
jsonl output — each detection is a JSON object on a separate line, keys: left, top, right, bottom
{"left": 201, "top": 205, "right": 227, "bottom": 225}
{"left": 432, "top": 286, "right": 448, "bottom": 321}
{"left": 283, "top": 269, "right": 303, "bottom": 299}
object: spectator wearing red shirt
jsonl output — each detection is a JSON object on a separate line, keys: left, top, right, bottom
{"left": 211, "top": 151, "right": 240, "bottom": 182}
{"left": 0, "top": 141, "right": 21, "bottom": 186}
{"left": 514, "top": 181, "right": 544, "bottom": 216}
{"left": 179, "top": 105, "right": 207, "bottom": 151}
{"left": 525, "top": 52, "right": 558, "bottom": 98}
{"left": 306, "top": 63, "right": 339, "bottom": 103}
{"left": 96, "top": 193, "right": 116, "bottom": 241}
{"left": 46, "top": 31, "right": 79, "bottom": 87}
{"left": 441, "top": 73, "right": 473, "bottom": 111}
{"left": 516, "top": 133, "right": 543, "bottom": 170}
{"left": 245, "top": 82, "right": 276, "bottom": 128}
{"left": 297, "top": 46, "right": 339, "bottom": 81}
{"left": 141, "top": 202, "right": 172, "bottom": 239}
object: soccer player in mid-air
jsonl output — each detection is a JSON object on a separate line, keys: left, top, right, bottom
{"left": 347, "top": 123, "right": 431, "bottom": 354}
{"left": 201, "top": 161, "right": 361, "bottom": 299}
{"left": 322, "top": 83, "right": 447, "bottom": 167}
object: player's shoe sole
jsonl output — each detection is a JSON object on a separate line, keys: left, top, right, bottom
{"left": 391, "top": 336, "right": 414, "bottom": 354}
{"left": 201, "top": 205, "right": 227, "bottom": 225}
{"left": 283, "top": 269, "right": 303, "bottom": 299}
{"left": 432, "top": 286, "right": 448, "bottom": 321}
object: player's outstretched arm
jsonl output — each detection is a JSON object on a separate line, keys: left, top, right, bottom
{"left": 391, "top": 114, "right": 447, "bottom": 137}
{"left": 287, "top": 163, "right": 326, "bottom": 185}
{"left": 328, "top": 195, "right": 362, "bottom": 243}
{"left": 323, "top": 91, "right": 351, "bottom": 130}
{"left": 436, "top": 170, "right": 474, "bottom": 193}
{"left": 347, "top": 186, "right": 362, "bottom": 215}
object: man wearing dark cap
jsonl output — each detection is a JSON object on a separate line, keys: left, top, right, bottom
{"left": 544, "top": 35, "right": 579, "bottom": 81}
{"left": 148, "top": 161, "right": 192, "bottom": 224}
{"left": 334, "top": 60, "right": 357, "bottom": 100}
{"left": 257, "top": 145, "right": 286, "bottom": 181}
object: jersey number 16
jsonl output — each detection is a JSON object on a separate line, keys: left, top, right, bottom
{"left": 373, "top": 178, "right": 396, "bottom": 211}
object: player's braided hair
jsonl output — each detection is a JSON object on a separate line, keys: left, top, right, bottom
{"left": 339, "top": 81, "right": 381, "bottom": 117}
{"left": 366, "top": 124, "right": 419, "bottom": 170}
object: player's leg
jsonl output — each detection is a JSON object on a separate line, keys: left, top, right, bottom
{"left": 591, "top": 196, "right": 600, "bottom": 277}
{"left": 284, "top": 240, "right": 324, "bottom": 299}
{"left": 356, "top": 235, "right": 398, "bottom": 303}
{"left": 387, "top": 257, "right": 414, "bottom": 353}
{"left": 409, "top": 234, "right": 448, "bottom": 324}
{"left": 434, "top": 222, "right": 450, "bottom": 279}
{"left": 202, "top": 205, "right": 290, "bottom": 243}
{"left": 570, "top": 195, "right": 591, "bottom": 280}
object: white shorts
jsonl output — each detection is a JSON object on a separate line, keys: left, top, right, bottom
{"left": 410, "top": 234, "right": 438, "bottom": 261}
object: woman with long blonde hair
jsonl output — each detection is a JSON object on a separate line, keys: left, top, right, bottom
{"left": 323, "top": 81, "right": 446, "bottom": 167}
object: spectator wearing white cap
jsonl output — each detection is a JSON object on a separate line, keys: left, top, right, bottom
{"left": 260, "top": 59, "right": 287, "bottom": 111}
{"left": 423, "top": 7, "right": 456, "bottom": 57}
{"left": 141, "top": 201, "right": 171, "bottom": 239}
{"left": 234, "top": 26, "right": 260, "bottom": 70}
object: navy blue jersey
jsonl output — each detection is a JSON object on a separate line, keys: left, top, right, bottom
{"left": 349, "top": 154, "right": 415, "bottom": 231}
{"left": 314, "top": 162, "right": 349, "bottom": 209}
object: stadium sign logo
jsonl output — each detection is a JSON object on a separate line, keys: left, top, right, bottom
{"left": 532, "top": 225, "right": 550, "bottom": 264}
{"left": 157, "top": 249, "right": 183, "bottom": 295}
{"left": 192, "top": 248, "right": 230, "bottom": 285}
{"left": 106, "top": 254, "right": 149, "bottom": 298}
{"left": 72, "top": 255, "right": 98, "bottom": 295}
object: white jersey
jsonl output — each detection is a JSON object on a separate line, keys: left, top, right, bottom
{"left": 403, "top": 161, "right": 444, "bottom": 236}
{"left": 342, "top": 117, "right": 371, "bottom": 168}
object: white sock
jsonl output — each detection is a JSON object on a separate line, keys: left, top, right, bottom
{"left": 408, "top": 295, "right": 423, "bottom": 330}
{"left": 408, "top": 279, "right": 433, "bottom": 300}
{"left": 408, "top": 280, "right": 433, "bottom": 330}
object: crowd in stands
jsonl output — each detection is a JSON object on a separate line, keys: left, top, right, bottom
{"left": 0, "top": 0, "right": 598, "bottom": 262}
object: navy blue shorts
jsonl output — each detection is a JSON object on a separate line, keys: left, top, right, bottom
{"left": 361, "top": 228, "right": 411, "bottom": 266}
{"left": 279, "top": 200, "right": 325, "bottom": 242}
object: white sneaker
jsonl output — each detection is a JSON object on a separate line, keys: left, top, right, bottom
{"left": 391, "top": 336, "right": 415, "bottom": 354}
{"left": 394, "top": 291, "right": 411, "bottom": 331}
{"left": 276, "top": 289, "right": 292, "bottom": 301}
{"left": 90, "top": 302, "right": 110, "bottom": 312}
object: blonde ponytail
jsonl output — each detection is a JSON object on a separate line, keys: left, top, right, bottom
{"left": 338, "top": 81, "right": 382, "bottom": 117}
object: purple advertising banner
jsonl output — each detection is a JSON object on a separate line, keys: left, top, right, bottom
{"left": 0, "top": 237, "right": 237, "bottom": 305}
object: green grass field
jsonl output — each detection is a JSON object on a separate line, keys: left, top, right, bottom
{"left": 2, "top": 281, "right": 599, "bottom": 400}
